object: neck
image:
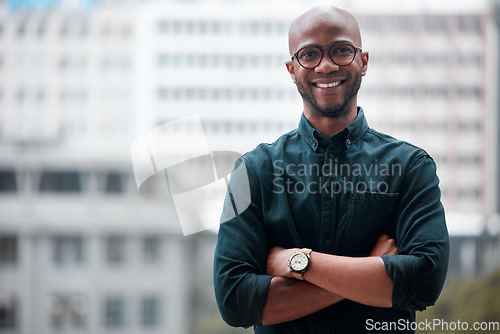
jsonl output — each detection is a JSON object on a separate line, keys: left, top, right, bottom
{"left": 304, "top": 106, "right": 358, "bottom": 139}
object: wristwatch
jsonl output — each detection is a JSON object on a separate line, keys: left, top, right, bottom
{"left": 288, "top": 248, "right": 312, "bottom": 280}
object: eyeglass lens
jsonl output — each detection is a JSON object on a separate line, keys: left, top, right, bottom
{"left": 296, "top": 44, "right": 357, "bottom": 69}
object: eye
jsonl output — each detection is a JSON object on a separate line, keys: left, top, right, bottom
{"left": 298, "top": 47, "right": 321, "bottom": 60}
{"left": 331, "top": 45, "right": 355, "bottom": 56}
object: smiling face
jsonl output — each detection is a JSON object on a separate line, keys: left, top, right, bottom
{"left": 286, "top": 6, "right": 368, "bottom": 120}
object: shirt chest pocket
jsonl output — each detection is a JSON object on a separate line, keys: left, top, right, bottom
{"left": 343, "top": 191, "right": 399, "bottom": 256}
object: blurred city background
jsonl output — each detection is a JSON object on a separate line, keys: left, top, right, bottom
{"left": 0, "top": 0, "right": 499, "bottom": 333}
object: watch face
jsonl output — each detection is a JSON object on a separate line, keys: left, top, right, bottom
{"left": 290, "top": 252, "right": 309, "bottom": 271}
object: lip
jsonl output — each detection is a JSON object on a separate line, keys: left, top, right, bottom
{"left": 312, "top": 79, "right": 347, "bottom": 90}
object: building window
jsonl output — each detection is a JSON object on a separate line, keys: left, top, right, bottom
{"left": 425, "top": 86, "right": 448, "bottom": 99}
{"left": 459, "top": 16, "right": 482, "bottom": 34}
{"left": 48, "top": 295, "right": 64, "bottom": 329}
{"left": 391, "top": 16, "right": 415, "bottom": 33}
{"left": 458, "top": 54, "right": 482, "bottom": 67}
{"left": 141, "top": 296, "right": 161, "bottom": 327}
{"left": 36, "top": 89, "right": 46, "bottom": 103}
{"left": 58, "top": 55, "right": 69, "bottom": 70}
{"left": 0, "top": 235, "right": 17, "bottom": 265}
{"left": 104, "top": 172, "right": 125, "bottom": 194}
{"left": 70, "top": 296, "right": 87, "bottom": 328}
{"left": 359, "top": 17, "right": 382, "bottom": 32}
{"left": 458, "top": 121, "right": 482, "bottom": 133}
{"left": 143, "top": 236, "right": 162, "bottom": 264}
{"left": 457, "top": 155, "right": 482, "bottom": 165}
{"left": 39, "top": 171, "right": 82, "bottom": 193}
{"left": 79, "top": 21, "right": 89, "bottom": 38}
{"left": 105, "top": 236, "right": 126, "bottom": 265}
{"left": 0, "top": 170, "right": 17, "bottom": 192}
{"left": 456, "top": 86, "right": 482, "bottom": 101}
{"left": 59, "top": 21, "right": 69, "bottom": 37}
{"left": 104, "top": 297, "right": 125, "bottom": 328}
{"left": 0, "top": 295, "right": 16, "bottom": 330}
{"left": 395, "top": 86, "right": 414, "bottom": 98}
{"left": 48, "top": 295, "right": 87, "bottom": 329}
{"left": 434, "top": 155, "right": 448, "bottom": 165}
{"left": 425, "top": 16, "right": 448, "bottom": 33}
{"left": 100, "top": 23, "right": 111, "bottom": 38}
{"left": 425, "top": 122, "right": 448, "bottom": 132}
{"left": 52, "top": 236, "right": 84, "bottom": 266}
{"left": 37, "top": 19, "right": 47, "bottom": 38}
{"left": 16, "top": 88, "right": 26, "bottom": 103}
{"left": 425, "top": 54, "right": 449, "bottom": 66}
{"left": 120, "top": 24, "right": 131, "bottom": 38}
{"left": 16, "top": 20, "right": 27, "bottom": 37}
{"left": 458, "top": 188, "right": 482, "bottom": 199}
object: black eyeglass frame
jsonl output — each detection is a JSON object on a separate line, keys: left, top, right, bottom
{"left": 291, "top": 43, "right": 362, "bottom": 69}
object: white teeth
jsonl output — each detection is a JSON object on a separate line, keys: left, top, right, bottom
{"left": 316, "top": 82, "right": 341, "bottom": 88}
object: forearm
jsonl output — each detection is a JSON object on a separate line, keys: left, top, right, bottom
{"left": 304, "top": 252, "right": 393, "bottom": 308}
{"left": 262, "top": 276, "right": 344, "bottom": 326}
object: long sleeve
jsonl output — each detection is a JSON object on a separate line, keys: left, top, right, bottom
{"left": 214, "top": 157, "right": 272, "bottom": 327}
{"left": 382, "top": 154, "right": 450, "bottom": 311}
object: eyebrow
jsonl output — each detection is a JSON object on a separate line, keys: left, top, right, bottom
{"left": 297, "top": 40, "right": 356, "bottom": 50}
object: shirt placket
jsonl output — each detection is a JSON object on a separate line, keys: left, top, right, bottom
{"left": 319, "top": 148, "right": 337, "bottom": 254}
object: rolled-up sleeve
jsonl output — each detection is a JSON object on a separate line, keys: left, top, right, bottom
{"left": 382, "top": 154, "right": 450, "bottom": 311}
{"left": 214, "top": 157, "right": 272, "bottom": 327}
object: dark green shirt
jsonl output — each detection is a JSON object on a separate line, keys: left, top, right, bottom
{"left": 214, "top": 108, "right": 449, "bottom": 333}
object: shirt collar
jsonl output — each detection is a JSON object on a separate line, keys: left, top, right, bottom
{"left": 298, "top": 107, "right": 369, "bottom": 152}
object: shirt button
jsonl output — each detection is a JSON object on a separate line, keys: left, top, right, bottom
{"left": 346, "top": 138, "right": 351, "bottom": 145}
{"left": 324, "top": 329, "right": 331, "bottom": 334}
{"left": 325, "top": 239, "right": 331, "bottom": 246}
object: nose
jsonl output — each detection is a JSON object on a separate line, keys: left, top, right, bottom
{"left": 315, "top": 54, "right": 340, "bottom": 74}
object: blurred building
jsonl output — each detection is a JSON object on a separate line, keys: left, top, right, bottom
{"left": 356, "top": 4, "right": 497, "bottom": 216}
{"left": 0, "top": 0, "right": 499, "bottom": 333}
{"left": 0, "top": 1, "right": 236, "bottom": 333}
{"left": 351, "top": 0, "right": 500, "bottom": 278}
{"left": 494, "top": 0, "right": 500, "bottom": 221}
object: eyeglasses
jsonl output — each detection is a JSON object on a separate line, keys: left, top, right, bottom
{"left": 292, "top": 43, "right": 362, "bottom": 69}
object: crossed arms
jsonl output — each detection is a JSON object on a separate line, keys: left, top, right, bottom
{"left": 262, "top": 235, "right": 397, "bottom": 325}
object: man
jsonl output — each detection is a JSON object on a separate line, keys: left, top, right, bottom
{"left": 214, "top": 5, "right": 449, "bottom": 333}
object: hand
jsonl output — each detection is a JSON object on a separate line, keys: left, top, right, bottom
{"left": 266, "top": 247, "right": 297, "bottom": 278}
{"left": 369, "top": 234, "right": 398, "bottom": 257}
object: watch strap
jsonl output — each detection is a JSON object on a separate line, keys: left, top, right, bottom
{"left": 290, "top": 248, "right": 312, "bottom": 280}
{"left": 292, "top": 270, "right": 306, "bottom": 280}
{"left": 300, "top": 248, "right": 312, "bottom": 256}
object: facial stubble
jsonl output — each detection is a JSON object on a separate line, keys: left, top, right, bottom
{"left": 296, "top": 69, "right": 362, "bottom": 118}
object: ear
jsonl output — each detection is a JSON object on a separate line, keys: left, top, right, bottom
{"left": 285, "top": 60, "right": 296, "bottom": 83}
{"left": 361, "top": 51, "right": 369, "bottom": 76}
